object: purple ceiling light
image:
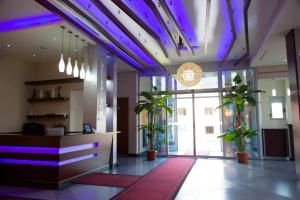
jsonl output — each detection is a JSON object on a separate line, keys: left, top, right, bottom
{"left": 216, "top": 0, "right": 235, "bottom": 62}
{"left": 75, "top": 0, "right": 157, "bottom": 68}
{"left": 0, "top": 13, "right": 62, "bottom": 33}
{"left": 163, "top": 0, "right": 197, "bottom": 46}
{"left": 107, "top": 43, "right": 152, "bottom": 75}
{"left": 122, "top": 0, "right": 172, "bottom": 48}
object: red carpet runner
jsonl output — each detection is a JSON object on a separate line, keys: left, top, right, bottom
{"left": 112, "top": 157, "right": 195, "bottom": 200}
{"left": 73, "top": 173, "right": 141, "bottom": 188}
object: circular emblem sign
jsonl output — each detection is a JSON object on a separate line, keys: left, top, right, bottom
{"left": 176, "top": 62, "right": 203, "bottom": 87}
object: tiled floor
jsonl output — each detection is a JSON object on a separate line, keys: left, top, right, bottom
{"left": 0, "top": 157, "right": 299, "bottom": 200}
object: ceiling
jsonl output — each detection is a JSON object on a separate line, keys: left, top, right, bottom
{"left": 0, "top": 0, "right": 299, "bottom": 74}
{"left": 250, "top": 0, "right": 300, "bottom": 67}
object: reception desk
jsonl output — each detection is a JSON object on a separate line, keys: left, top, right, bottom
{"left": 0, "top": 132, "right": 116, "bottom": 188}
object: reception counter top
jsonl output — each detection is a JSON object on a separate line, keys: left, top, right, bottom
{"left": 0, "top": 133, "right": 117, "bottom": 188}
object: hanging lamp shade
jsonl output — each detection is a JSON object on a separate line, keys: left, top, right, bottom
{"left": 66, "top": 31, "right": 73, "bottom": 75}
{"left": 86, "top": 66, "right": 91, "bottom": 81}
{"left": 176, "top": 62, "right": 203, "bottom": 87}
{"left": 80, "top": 62, "right": 85, "bottom": 79}
{"left": 66, "top": 57, "right": 73, "bottom": 75}
{"left": 58, "top": 26, "right": 65, "bottom": 72}
{"left": 73, "top": 60, "right": 79, "bottom": 77}
{"left": 58, "top": 53, "right": 65, "bottom": 72}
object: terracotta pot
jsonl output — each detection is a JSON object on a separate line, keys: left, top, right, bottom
{"left": 236, "top": 152, "right": 248, "bottom": 164}
{"left": 147, "top": 150, "right": 157, "bottom": 161}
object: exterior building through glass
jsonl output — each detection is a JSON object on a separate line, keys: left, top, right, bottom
{"left": 138, "top": 68, "right": 259, "bottom": 158}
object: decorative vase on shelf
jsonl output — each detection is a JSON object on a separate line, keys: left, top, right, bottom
{"left": 51, "top": 88, "right": 56, "bottom": 98}
{"left": 39, "top": 89, "right": 44, "bottom": 99}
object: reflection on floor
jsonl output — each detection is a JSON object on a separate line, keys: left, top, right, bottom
{"left": 0, "top": 157, "right": 299, "bottom": 200}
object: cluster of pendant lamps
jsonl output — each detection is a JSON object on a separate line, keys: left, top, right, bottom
{"left": 58, "top": 26, "right": 91, "bottom": 80}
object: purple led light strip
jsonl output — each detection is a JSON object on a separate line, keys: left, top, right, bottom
{"left": 0, "top": 142, "right": 98, "bottom": 155}
{"left": 0, "top": 13, "right": 62, "bottom": 33}
{"left": 0, "top": 153, "right": 97, "bottom": 167}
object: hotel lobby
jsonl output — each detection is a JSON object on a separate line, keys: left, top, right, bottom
{"left": 0, "top": 0, "right": 300, "bottom": 199}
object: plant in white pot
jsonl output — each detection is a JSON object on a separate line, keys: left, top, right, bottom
{"left": 134, "top": 87, "right": 172, "bottom": 161}
{"left": 216, "top": 75, "right": 264, "bottom": 164}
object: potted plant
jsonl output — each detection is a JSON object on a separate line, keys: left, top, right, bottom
{"left": 134, "top": 87, "right": 172, "bottom": 161}
{"left": 216, "top": 75, "right": 264, "bottom": 164}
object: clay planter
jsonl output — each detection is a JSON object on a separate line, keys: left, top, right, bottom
{"left": 236, "top": 152, "right": 248, "bottom": 164}
{"left": 147, "top": 150, "right": 157, "bottom": 161}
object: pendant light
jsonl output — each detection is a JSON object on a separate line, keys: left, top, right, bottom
{"left": 66, "top": 31, "right": 73, "bottom": 75}
{"left": 85, "top": 43, "right": 91, "bottom": 81}
{"left": 73, "top": 35, "right": 79, "bottom": 77}
{"left": 58, "top": 26, "right": 65, "bottom": 72}
{"left": 79, "top": 39, "right": 86, "bottom": 79}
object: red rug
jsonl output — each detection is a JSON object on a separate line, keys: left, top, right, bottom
{"left": 112, "top": 157, "right": 195, "bottom": 200}
{"left": 73, "top": 173, "right": 141, "bottom": 188}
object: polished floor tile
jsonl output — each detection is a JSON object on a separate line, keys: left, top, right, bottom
{"left": 0, "top": 157, "right": 299, "bottom": 200}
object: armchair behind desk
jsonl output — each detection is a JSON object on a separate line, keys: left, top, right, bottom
{"left": 0, "top": 132, "right": 116, "bottom": 188}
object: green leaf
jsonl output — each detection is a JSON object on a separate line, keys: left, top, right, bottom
{"left": 134, "top": 104, "right": 144, "bottom": 114}
{"left": 138, "top": 124, "right": 151, "bottom": 131}
{"left": 215, "top": 101, "right": 231, "bottom": 110}
{"left": 141, "top": 91, "right": 153, "bottom": 101}
{"left": 234, "top": 98, "right": 244, "bottom": 105}
{"left": 246, "top": 96, "right": 257, "bottom": 106}
{"left": 243, "top": 129, "right": 257, "bottom": 138}
{"left": 218, "top": 131, "right": 237, "bottom": 142}
{"left": 237, "top": 85, "right": 248, "bottom": 94}
{"left": 233, "top": 75, "right": 242, "bottom": 84}
{"left": 162, "top": 105, "right": 173, "bottom": 114}
{"left": 153, "top": 126, "right": 165, "bottom": 133}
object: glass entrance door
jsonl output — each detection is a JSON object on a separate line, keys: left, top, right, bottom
{"left": 194, "top": 93, "right": 223, "bottom": 156}
{"left": 167, "top": 92, "right": 223, "bottom": 156}
{"left": 167, "top": 94, "right": 194, "bottom": 156}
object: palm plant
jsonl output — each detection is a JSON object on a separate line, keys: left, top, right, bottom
{"left": 216, "top": 75, "right": 264, "bottom": 162}
{"left": 134, "top": 87, "right": 172, "bottom": 153}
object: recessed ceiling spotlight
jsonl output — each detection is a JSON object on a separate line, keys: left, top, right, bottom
{"left": 6, "top": 44, "right": 11, "bottom": 47}
{"left": 33, "top": 54, "right": 36, "bottom": 57}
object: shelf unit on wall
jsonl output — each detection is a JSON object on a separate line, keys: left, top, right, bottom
{"left": 26, "top": 114, "right": 68, "bottom": 120}
{"left": 24, "top": 78, "right": 83, "bottom": 129}
{"left": 24, "top": 78, "right": 83, "bottom": 86}
{"left": 27, "top": 97, "right": 69, "bottom": 103}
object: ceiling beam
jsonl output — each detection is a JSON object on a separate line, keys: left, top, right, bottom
{"left": 92, "top": 0, "right": 167, "bottom": 74}
{"left": 35, "top": 0, "right": 148, "bottom": 75}
{"left": 234, "top": 0, "right": 251, "bottom": 66}
{"left": 204, "top": 0, "right": 211, "bottom": 55}
{"left": 111, "top": 0, "right": 169, "bottom": 59}
{"left": 58, "top": 0, "right": 156, "bottom": 74}
{"left": 143, "top": 0, "right": 181, "bottom": 57}
{"left": 220, "top": 0, "right": 237, "bottom": 67}
{"left": 158, "top": 0, "right": 194, "bottom": 55}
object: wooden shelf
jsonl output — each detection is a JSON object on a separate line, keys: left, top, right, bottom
{"left": 24, "top": 78, "right": 83, "bottom": 86}
{"left": 27, "top": 97, "right": 69, "bottom": 103}
{"left": 26, "top": 114, "right": 68, "bottom": 120}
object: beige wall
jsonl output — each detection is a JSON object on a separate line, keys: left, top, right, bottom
{"left": 117, "top": 71, "right": 138, "bottom": 154}
{"left": 0, "top": 55, "right": 34, "bottom": 132}
{"left": 32, "top": 62, "right": 83, "bottom": 131}
{"left": 258, "top": 78, "right": 292, "bottom": 129}
{"left": 0, "top": 58, "right": 84, "bottom": 132}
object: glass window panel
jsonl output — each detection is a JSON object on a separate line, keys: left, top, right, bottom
{"left": 271, "top": 102, "right": 284, "bottom": 118}
{"left": 171, "top": 71, "right": 218, "bottom": 90}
